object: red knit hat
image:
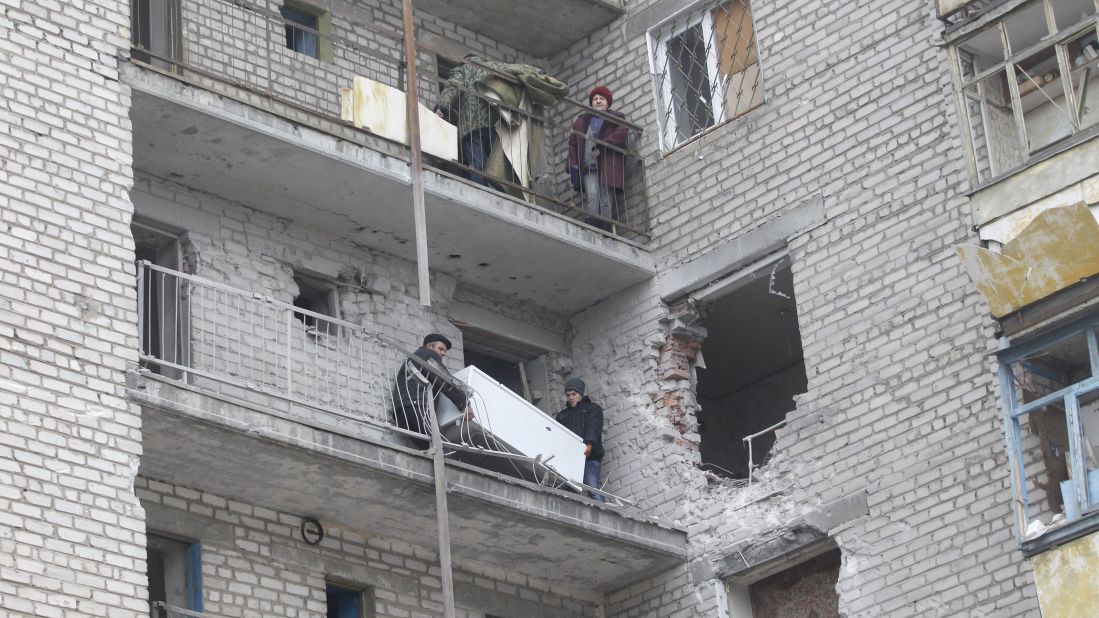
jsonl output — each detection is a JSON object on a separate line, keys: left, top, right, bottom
{"left": 588, "top": 86, "right": 613, "bottom": 108}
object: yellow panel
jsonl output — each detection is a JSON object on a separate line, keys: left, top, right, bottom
{"left": 957, "top": 203, "right": 1099, "bottom": 317}
{"left": 1032, "top": 531, "right": 1099, "bottom": 618}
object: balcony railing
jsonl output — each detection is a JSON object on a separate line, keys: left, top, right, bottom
{"left": 129, "top": 0, "right": 649, "bottom": 237}
{"left": 136, "top": 261, "right": 600, "bottom": 494}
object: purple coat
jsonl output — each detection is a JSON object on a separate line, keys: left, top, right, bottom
{"left": 567, "top": 110, "right": 629, "bottom": 190}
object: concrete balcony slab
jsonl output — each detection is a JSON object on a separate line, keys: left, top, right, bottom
{"left": 124, "top": 65, "right": 653, "bottom": 313}
{"left": 130, "top": 372, "right": 687, "bottom": 594}
{"left": 416, "top": 0, "right": 624, "bottom": 57}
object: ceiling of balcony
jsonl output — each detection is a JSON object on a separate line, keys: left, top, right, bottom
{"left": 414, "top": 0, "right": 624, "bottom": 58}
{"left": 126, "top": 72, "right": 653, "bottom": 314}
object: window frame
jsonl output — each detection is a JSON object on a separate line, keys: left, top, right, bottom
{"left": 279, "top": 1, "right": 332, "bottom": 62}
{"left": 646, "top": 0, "right": 764, "bottom": 152}
{"left": 146, "top": 532, "right": 204, "bottom": 613}
{"left": 325, "top": 581, "right": 372, "bottom": 618}
{"left": 947, "top": 0, "right": 1099, "bottom": 186}
{"left": 998, "top": 312, "right": 1099, "bottom": 549}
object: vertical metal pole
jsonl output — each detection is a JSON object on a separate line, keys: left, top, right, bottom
{"left": 425, "top": 393, "right": 457, "bottom": 618}
{"left": 285, "top": 308, "right": 294, "bottom": 399}
{"left": 401, "top": 0, "right": 431, "bottom": 307}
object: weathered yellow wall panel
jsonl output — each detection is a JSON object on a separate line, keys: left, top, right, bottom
{"left": 1032, "top": 531, "right": 1099, "bottom": 617}
{"left": 956, "top": 203, "right": 1099, "bottom": 317}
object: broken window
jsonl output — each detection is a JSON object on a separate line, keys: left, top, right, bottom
{"left": 135, "top": 220, "right": 187, "bottom": 379}
{"left": 999, "top": 316, "right": 1099, "bottom": 543}
{"left": 280, "top": 2, "right": 330, "bottom": 61}
{"left": 326, "top": 582, "right": 373, "bottom": 618}
{"left": 695, "top": 260, "right": 806, "bottom": 480}
{"left": 950, "top": 0, "right": 1099, "bottom": 184}
{"left": 292, "top": 272, "right": 339, "bottom": 331}
{"left": 724, "top": 549, "right": 841, "bottom": 617}
{"left": 147, "top": 533, "right": 203, "bottom": 613}
{"left": 649, "top": 0, "right": 764, "bottom": 150}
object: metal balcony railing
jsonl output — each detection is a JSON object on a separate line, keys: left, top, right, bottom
{"left": 129, "top": 0, "right": 650, "bottom": 237}
{"left": 136, "top": 262, "right": 603, "bottom": 494}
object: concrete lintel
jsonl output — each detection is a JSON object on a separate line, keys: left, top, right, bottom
{"left": 144, "top": 501, "right": 236, "bottom": 545}
{"left": 624, "top": 0, "right": 695, "bottom": 41}
{"left": 705, "top": 524, "right": 830, "bottom": 583}
{"left": 787, "top": 489, "right": 869, "bottom": 534}
{"left": 449, "top": 301, "right": 564, "bottom": 354}
{"left": 972, "top": 134, "right": 1099, "bottom": 227}
{"left": 657, "top": 199, "right": 825, "bottom": 302}
{"left": 701, "top": 490, "right": 865, "bottom": 583}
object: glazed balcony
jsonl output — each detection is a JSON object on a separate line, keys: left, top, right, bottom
{"left": 126, "top": 0, "right": 652, "bottom": 312}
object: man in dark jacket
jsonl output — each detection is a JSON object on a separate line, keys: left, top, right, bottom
{"left": 556, "top": 377, "right": 605, "bottom": 502}
{"left": 392, "top": 333, "right": 470, "bottom": 449}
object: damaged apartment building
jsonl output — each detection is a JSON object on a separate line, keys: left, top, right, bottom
{"left": 4, "top": 0, "right": 1099, "bottom": 615}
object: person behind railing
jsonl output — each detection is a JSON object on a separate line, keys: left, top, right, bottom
{"left": 433, "top": 54, "right": 511, "bottom": 188}
{"left": 568, "top": 87, "right": 628, "bottom": 232}
{"left": 392, "top": 333, "right": 471, "bottom": 450}
{"left": 555, "top": 377, "right": 606, "bottom": 503}
{"left": 434, "top": 54, "right": 569, "bottom": 192}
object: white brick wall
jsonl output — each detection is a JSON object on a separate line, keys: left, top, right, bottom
{"left": 137, "top": 476, "right": 599, "bottom": 617}
{"left": 0, "top": 0, "right": 146, "bottom": 616}
{"left": 545, "top": 0, "right": 1043, "bottom": 616}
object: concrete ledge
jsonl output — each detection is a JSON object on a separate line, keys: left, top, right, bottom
{"left": 129, "top": 372, "right": 687, "bottom": 594}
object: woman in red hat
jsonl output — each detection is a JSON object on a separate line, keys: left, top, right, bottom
{"left": 567, "top": 86, "right": 629, "bottom": 231}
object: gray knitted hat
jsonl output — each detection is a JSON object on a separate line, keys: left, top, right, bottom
{"left": 564, "top": 377, "right": 586, "bottom": 395}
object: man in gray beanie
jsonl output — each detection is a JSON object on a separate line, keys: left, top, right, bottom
{"left": 556, "top": 377, "right": 605, "bottom": 502}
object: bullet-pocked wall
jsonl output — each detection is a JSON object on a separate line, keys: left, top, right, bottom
{"left": 0, "top": 1, "right": 148, "bottom": 616}
{"left": 546, "top": 0, "right": 1041, "bottom": 615}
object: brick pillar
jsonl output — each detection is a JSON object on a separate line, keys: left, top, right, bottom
{"left": 0, "top": 1, "right": 146, "bottom": 616}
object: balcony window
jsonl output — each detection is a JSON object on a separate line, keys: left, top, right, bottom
{"left": 147, "top": 533, "right": 203, "bottom": 613}
{"left": 648, "top": 0, "right": 764, "bottom": 150}
{"left": 326, "top": 582, "right": 372, "bottom": 618}
{"left": 998, "top": 314, "right": 1099, "bottom": 548}
{"left": 292, "top": 272, "right": 339, "bottom": 331}
{"left": 280, "top": 2, "right": 330, "bottom": 61}
{"left": 950, "top": 0, "right": 1099, "bottom": 185}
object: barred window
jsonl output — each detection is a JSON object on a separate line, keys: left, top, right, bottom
{"left": 649, "top": 0, "right": 764, "bottom": 150}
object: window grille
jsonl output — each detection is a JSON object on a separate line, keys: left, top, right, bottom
{"left": 649, "top": 0, "right": 764, "bottom": 150}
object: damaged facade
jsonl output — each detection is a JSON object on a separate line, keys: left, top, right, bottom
{"left": 3, "top": 0, "right": 1099, "bottom": 616}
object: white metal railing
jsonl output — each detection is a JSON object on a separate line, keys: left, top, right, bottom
{"left": 743, "top": 419, "right": 785, "bottom": 486}
{"left": 137, "top": 260, "right": 390, "bottom": 426}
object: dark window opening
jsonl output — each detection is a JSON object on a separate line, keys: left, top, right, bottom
{"left": 281, "top": 4, "right": 320, "bottom": 58}
{"left": 134, "top": 221, "right": 185, "bottom": 378}
{"left": 131, "top": 0, "right": 182, "bottom": 70}
{"left": 667, "top": 23, "right": 715, "bottom": 141}
{"left": 696, "top": 264, "right": 807, "bottom": 480}
{"left": 464, "top": 348, "right": 528, "bottom": 399}
{"left": 147, "top": 533, "right": 202, "bottom": 613}
{"left": 292, "top": 273, "right": 337, "bottom": 330}
{"left": 437, "top": 55, "right": 459, "bottom": 95}
{"left": 326, "top": 582, "right": 372, "bottom": 618}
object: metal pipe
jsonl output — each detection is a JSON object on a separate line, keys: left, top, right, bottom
{"left": 401, "top": 0, "right": 431, "bottom": 307}
{"left": 426, "top": 392, "right": 457, "bottom": 618}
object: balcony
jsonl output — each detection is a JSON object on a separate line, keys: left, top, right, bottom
{"left": 125, "top": 0, "right": 653, "bottom": 312}
{"left": 131, "top": 263, "right": 687, "bottom": 590}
